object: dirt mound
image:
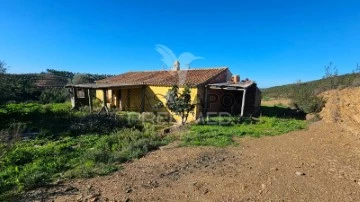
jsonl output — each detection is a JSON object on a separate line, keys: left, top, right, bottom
{"left": 319, "top": 87, "right": 360, "bottom": 134}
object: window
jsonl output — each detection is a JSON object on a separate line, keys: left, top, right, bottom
{"left": 77, "top": 89, "right": 85, "bottom": 98}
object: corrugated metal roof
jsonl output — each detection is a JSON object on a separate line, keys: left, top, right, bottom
{"left": 207, "top": 80, "right": 255, "bottom": 90}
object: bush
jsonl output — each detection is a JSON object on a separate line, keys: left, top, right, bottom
{"left": 69, "top": 114, "right": 142, "bottom": 135}
{"left": 290, "top": 84, "right": 325, "bottom": 114}
{"left": 39, "top": 88, "right": 69, "bottom": 104}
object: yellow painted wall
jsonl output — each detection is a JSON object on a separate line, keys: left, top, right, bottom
{"left": 127, "top": 88, "right": 142, "bottom": 111}
{"left": 95, "top": 86, "right": 200, "bottom": 123}
{"left": 96, "top": 89, "right": 103, "bottom": 102}
{"left": 147, "top": 86, "right": 199, "bottom": 123}
{"left": 95, "top": 89, "right": 113, "bottom": 108}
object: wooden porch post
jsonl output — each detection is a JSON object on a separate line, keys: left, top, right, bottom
{"left": 88, "top": 89, "right": 93, "bottom": 112}
{"left": 141, "top": 86, "right": 145, "bottom": 112}
{"left": 204, "top": 85, "right": 208, "bottom": 117}
{"left": 73, "top": 87, "right": 78, "bottom": 109}
{"left": 240, "top": 89, "right": 247, "bottom": 117}
{"left": 102, "top": 89, "right": 107, "bottom": 107}
{"left": 127, "top": 89, "right": 130, "bottom": 111}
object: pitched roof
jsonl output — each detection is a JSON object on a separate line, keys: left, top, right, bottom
{"left": 96, "top": 67, "right": 228, "bottom": 86}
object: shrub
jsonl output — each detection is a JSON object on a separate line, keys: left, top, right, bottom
{"left": 290, "top": 84, "right": 325, "bottom": 114}
{"left": 70, "top": 114, "right": 125, "bottom": 135}
{"left": 39, "top": 88, "right": 69, "bottom": 104}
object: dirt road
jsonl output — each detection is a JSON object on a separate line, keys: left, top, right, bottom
{"left": 27, "top": 120, "right": 360, "bottom": 202}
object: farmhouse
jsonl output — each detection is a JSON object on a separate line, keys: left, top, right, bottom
{"left": 66, "top": 61, "right": 261, "bottom": 122}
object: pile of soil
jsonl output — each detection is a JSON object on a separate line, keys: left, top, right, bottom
{"left": 319, "top": 87, "right": 360, "bottom": 135}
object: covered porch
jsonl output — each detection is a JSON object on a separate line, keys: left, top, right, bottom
{"left": 65, "top": 83, "right": 147, "bottom": 113}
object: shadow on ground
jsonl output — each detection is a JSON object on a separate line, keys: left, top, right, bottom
{"left": 259, "top": 106, "right": 306, "bottom": 120}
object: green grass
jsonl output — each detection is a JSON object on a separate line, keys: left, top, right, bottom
{"left": 180, "top": 116, "right": 307, "bottom": 147}
{"left": 0, "top": 129, "right": 168, "bottom": 200}
{"left": 0, "top": 102, "right": 170, "bottom": 200}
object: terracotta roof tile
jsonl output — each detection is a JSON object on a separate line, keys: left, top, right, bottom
{"left": 96, "top": 67, "right": 228, "bottom": 86}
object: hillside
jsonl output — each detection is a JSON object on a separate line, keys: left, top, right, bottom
{"left": 262, "top": 73, "right": 360, "bottom": 98}
{"left": 0, "top": 70, "right": 111, "bottom": 104}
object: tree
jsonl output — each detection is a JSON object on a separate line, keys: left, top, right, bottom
{"left": 166, "top": 85, "right": 195, "bottom": 125}
{"left": 0, "top": 60, "right": 7, "bottom": 74}
{"left": 290, "top": 82, "right": 325, "bottom": 114}
{"left": 46, "top": 69, "right": 74, "bottom": 79}
{"left": 323, "top": 62, "right": 339, "bottom": 90}
{"left": 323, "top": 62, "right": 338, "bottom": 79}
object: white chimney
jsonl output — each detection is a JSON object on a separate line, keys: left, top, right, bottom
{"left": 173, "top": 60, "right": 180, "bottom": 71}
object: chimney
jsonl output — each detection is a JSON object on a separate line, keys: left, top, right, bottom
{"left": 231, "top": 75, "right": 240, "bottom": 83}
{"left": 173, "top": 60, "right": 180, "bottom": 71}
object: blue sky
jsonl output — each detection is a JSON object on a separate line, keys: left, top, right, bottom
{"left": 0, "top": 0, "right": 359, "bottom": 87}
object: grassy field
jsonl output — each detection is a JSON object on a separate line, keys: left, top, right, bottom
{"left": 0, "top": 103, "right": 170, "bottom": 200}
{"left": 180, "top": 116, "right": 307, "bottom": 147}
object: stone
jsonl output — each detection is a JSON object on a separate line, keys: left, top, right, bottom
{"left": 270, "top": 167, "right": 278, "bottom": 171}
{"left": 295, "top": 171, "right": 306, "bottom": 176}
